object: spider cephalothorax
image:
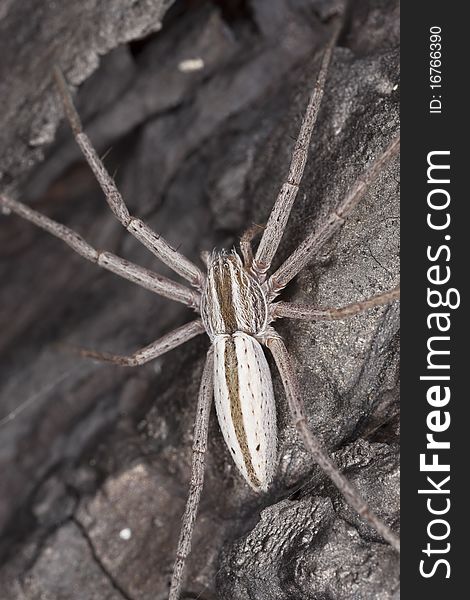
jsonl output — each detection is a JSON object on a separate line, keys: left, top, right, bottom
{"left": 201, "top": 250, "right": 268, "bottom": 337}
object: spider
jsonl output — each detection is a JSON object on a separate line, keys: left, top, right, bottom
{"left": 0, "top": 15, "right": 400, "bottom": 600}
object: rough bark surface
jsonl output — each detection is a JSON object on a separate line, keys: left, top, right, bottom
{"left": 0, "top": 1, "right": 399, "bottom": 599}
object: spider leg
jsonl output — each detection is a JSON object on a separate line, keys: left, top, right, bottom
{"left": 61, "top": 319, "right": 205, "bottom": 366}
{"left": 239, "top": 223, "right": 264, "bottom": 269}
{"left": 251, "top": 15, "right": 342, "bottom": 281}
{"left": 271, "top": 286, "right": 400, "bottom": 321}
{"left": 267, "top": 135, "right": 400, "bottom": 297}
{"left": 0, "top": 195, "right": 199, "bottom": 309}
{"left": 53, "top": 68, "right": 205, "bottom": 290}
{"left": 169, "top": 347, "right": 214, "bottom": 600}
{"left": 200, "top": 250, "right": 211, "bottom": 267}
{"left": 265, "top": 335, "right": 400, "bottom": 553}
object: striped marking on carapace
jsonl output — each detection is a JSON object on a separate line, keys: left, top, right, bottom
{"left": 201, "top": 251, "right": 267, "bottom": 337}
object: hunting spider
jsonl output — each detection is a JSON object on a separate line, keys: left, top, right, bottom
{"left": 0, "top": 16, "right": 400, "bottom": 600}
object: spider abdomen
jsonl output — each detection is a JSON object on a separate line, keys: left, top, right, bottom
{"left": 201, "top": 251, "right": 268, "bottom": 337}
{"left": 213, "top": 332, "right": 277, "bottom": 492}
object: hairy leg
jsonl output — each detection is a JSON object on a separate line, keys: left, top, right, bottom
{"left": 271, "top": 286, "right": 400, "bottom": 320}
{"left": 251, "top": 14, "right": 343, "bottom": 281}
{"left": 169, "top": 347, "right": 214, "bottom": 600}
{"left": 63, "top": 319, "right": 205, "bottom": 366}
{"left": 53, "top": 68, "right": 205, "bottom": 289}
{"left": 267, "top": 136, "right": 400, "bottom": 297}
{"left": 265, "top": 335, "right": 400, "bottom": 553}
{"left": 239, "top": 223, "right": 264, "bottom": 269}
{"left": 0, "top": 194, "right": 199, "bottom": 309}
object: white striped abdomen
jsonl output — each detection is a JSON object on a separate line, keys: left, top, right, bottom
{"left": 213, "top": 332, "right": 277, "bottom": 492}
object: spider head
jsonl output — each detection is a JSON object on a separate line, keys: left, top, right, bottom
{"left": 200, "top": 250, "right": 268, "bottom": 338}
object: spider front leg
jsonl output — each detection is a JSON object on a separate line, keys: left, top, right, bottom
{"left": 53, "top": 68, "right": 205, "bottom": 289}
{"left": 267, "top": 135, "right": 400, "bottom": 296}
{"left": 271, "top": 286, "right": 400, "bottom": 321}
{"left": 252, "top": 15, "right": 342, "bottom": 281}
{"left": 239, "top": 223, "right": 264, "bottom": 270}
{"left": 169, "top": 347, "right": 214, "bottom": 600}
{"left": 265, "top": 335, "right": 400, "bottom": 553}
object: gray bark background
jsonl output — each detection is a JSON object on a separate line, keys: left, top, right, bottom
{"left": 0, "top": 1, "right": 400, "bottom": 599}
